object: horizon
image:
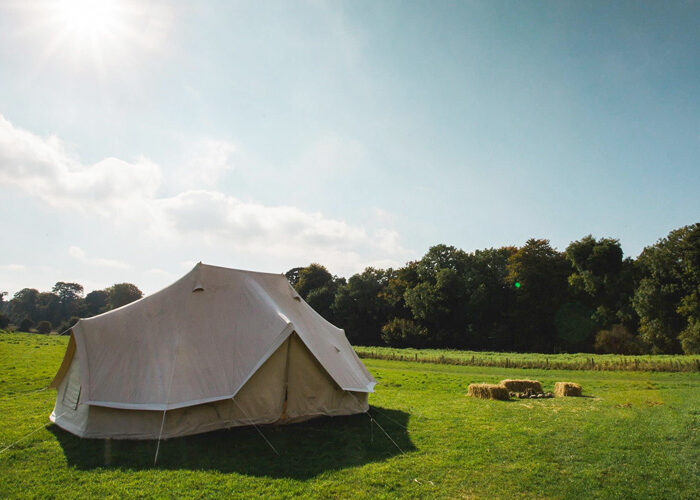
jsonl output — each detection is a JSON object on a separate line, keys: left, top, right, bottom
{"left": 0, "top": 227, "right": 692, "bottom": 297}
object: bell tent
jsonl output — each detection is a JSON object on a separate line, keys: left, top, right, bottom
{"left": 49, "top": 263, "right": 376, "bottom": 439}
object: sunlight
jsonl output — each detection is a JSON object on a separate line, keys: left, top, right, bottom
{"left": 53, "top": 0, "right": 119, "bottom": 38}
{"left": 13, "top": 0, "right": 171, "bottom": 73}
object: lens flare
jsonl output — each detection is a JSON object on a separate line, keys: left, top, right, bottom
{"left": 53, "top": 0, "right": 118, "bottom": 38}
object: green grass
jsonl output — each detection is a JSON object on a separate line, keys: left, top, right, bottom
{"left": 355, "top": 345, "right": 700, "bottom": 372}
{"left": 1, "top": 332, "right": 699, "bottom": 499}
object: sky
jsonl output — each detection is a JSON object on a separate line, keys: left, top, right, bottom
{"left": 0, "top": 0, "right": 698, "bottom": 297}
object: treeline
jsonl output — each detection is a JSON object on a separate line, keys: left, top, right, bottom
{"left": 0, "top": 282, "right": 143, "bottom": 334}
{"left": 286, "top": 223, "right": 700, "bottom": 355}
{"left": 2, "top": 223, "right": 697, "bottom": 354}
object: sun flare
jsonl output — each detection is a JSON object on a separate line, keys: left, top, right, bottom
{"left": 17, "top": 0, "right": 171, "bottom": 72}
{"left": 52, "top": 0, "right": 120, "bottom": 38}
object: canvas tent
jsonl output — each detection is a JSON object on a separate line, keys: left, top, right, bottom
{"left": 49, "top": 263, "right": 376, "bottom": 440}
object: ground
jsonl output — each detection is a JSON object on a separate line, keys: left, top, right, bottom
{"left": 1, "top": 333, "right": 698, "bottom": 499}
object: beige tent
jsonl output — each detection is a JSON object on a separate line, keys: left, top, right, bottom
{"left": 50, "top": 263, "right": 376, "bottom": 439}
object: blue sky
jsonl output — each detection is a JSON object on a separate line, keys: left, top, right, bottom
{"left": 1, "top": 0, "right": 698, "bottom": 296}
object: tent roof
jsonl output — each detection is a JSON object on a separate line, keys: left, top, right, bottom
{"left": 53, "top": 263, "right": 375, "bottom": 411}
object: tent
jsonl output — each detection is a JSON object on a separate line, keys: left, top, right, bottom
{"left": 49, "top": 263, "right": 376, "bottom": 439}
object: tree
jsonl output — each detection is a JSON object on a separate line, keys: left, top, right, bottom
{"left": 379, "top": 261, "right": 419, "bottom": 320}
{"left": 633, "top": 224, "right": 700, "bottom": 353}
{"left": 332, "top": 267, "right": 393, "bottom": 345}
{"left": 106, "top": 283, "right": 143, "bottom": 310}
{"left": 52, "top": 282, "right": 84, "bottom": 319}
{"left": 35, "top": 292, "right": 60, "bottom": 325}
{"left": 0, "top": 313, "right": 9, "bottom": 330}
{"left": 678, "top": 319, "right": 700, "bottom": 354}
{"left": 505, "top": 239, "right": 572, "bottom": 352}
{"left": 462, "top": 247, "right": 517, "bottom": 350}
{"left": 290, "top": 264, "right": 344, "bottom": 323}
{"left": 565, "top": 236, "right": 638, "bottom": 333}
{"left": 36, "top": 320, "right": 52, "bottom": 335}
{"left": 404, "top": 245, "right": 472, "bottom": 347}
{"left": 84, "top": 290, "right": 109, "bottom": 317}
{"left": 295, "top": 264, "right": 334, "bottom": 297}
{"left": 9, "top": 288, "right": 39, "bottom": 324}
{"left": 402, "top": 245, "right": 517, "bottom": 349}
{"left": 284, "top": 267, "right": 304, "bottom": 288}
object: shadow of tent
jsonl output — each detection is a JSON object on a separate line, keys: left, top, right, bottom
{"left": 48, "top": 406, "right": 414, "bottom": 479}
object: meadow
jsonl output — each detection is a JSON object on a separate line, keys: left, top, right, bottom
{"left": 1, "top": 332, "right": 698, "bottom": 498}
{"left": 355, "top": 345, "right": 700, "bottom": 372}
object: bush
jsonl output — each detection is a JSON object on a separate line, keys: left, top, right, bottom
{"left": 594, "top": 324, "right": 645, "bottom": 354}
{"left": 679, "top": 319, "right": 700, "bottom": 354}
{"left": 380, "top": 318, "right": 429, "bottom": 347}
{"left": 0, "top": 313, "right": 9, "bottom": 330}
{"left": 19, "top": 317, "right": 34, "bottom": 332}
{"left": 36, "top": 320, "right": 52, "bottom": 335}
{"left": 57, "top": 316, "right": 80, "bottom": 334}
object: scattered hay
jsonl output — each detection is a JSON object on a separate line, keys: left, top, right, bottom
{"left": 554, "top": 382, "right": 582, "bottom": 397}
{"left": 511, "top": 390, "right": 553, "bottom": 399}
{"left": 467, "top": 383, "right": 510, "bottom": 400}
{"left": 500, "top": 379, "right": 543, "bottom": 393}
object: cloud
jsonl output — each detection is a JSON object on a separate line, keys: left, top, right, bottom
{"left": 173, "top": 139, "right": 237, "bottom": 189}
{"left": 0, "top": 114, "right": 161, "bottom": 216}
{"left": 0, "top": 114, "right": 412, "bottom": 275}
{"left": 68, "top": 246, "right": 130, "bottom": 270}
{"left": 0, "top": 264, "right": 26, "bottom": 272}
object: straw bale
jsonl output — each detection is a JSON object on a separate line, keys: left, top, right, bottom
{"left": 554, "top": 382, "right": 582, "bottom": 397}
{"left": 467, "top": 383, "right": 510, "bottom": 400}
{"left": 499, "top": 379, "right": 542, "bottom": 393}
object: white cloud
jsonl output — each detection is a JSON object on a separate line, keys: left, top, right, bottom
{"left": 173, "top": 139, "right": 237, "bottom": 189}
{"left": 0, "top": 114, "right": 161, "bottom": 216}
{"left": 0, "top": 264, "right": 26, "bottom": 272}
{"left": 0, "top": 114, "right": 412, "bottom": 276}
{"left": 68, "top": 246, "right": 130, "bottom": 270}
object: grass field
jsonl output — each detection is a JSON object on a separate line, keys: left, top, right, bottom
{"left": 355, "top": 345, "right": 700, "bottom": 372}
{"left": 1, "top": 332, "right": 699, "bottom": 498}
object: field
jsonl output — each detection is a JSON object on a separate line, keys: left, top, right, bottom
{"left": 1, "top": 333, "right": 699, "bottom": 499}
{"left": 355, "top": 346, "right": 700, "bottom": 372}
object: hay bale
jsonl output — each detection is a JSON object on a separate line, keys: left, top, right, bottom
{"left": 500, "top": 379, "right": 543, "bottom": 393}
{"left": 467, "top": 383, "right": 510, "bottom": 400}
{"left": 554, "top": 382, "right": 582, "bottom": 397}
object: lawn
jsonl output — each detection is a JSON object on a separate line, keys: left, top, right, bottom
{"left": 1, "top": 333, "right": 699, "bottom": 499}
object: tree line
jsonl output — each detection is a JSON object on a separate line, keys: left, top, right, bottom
{"left": 286, "top": 223, "right": 699, "bottom": 354}
{"left": 0, "top": 283, "right": 143, "bottom": 334}
{"left": 1, "top": 223, "right": 697, "bottom": 354}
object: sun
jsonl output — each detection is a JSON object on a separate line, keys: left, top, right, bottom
{"left": 52, "top": 0, "right": 120, "bottom": 39}
{"left": 14, "top": 0, "right": 170, "bottom": 73}
{"left": 36, "top": 0, "right": 131, "bottom": 68}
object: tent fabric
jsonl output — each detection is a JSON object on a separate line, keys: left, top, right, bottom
{"left": 49, "top": 263, "right": 375, "bottom": 439}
